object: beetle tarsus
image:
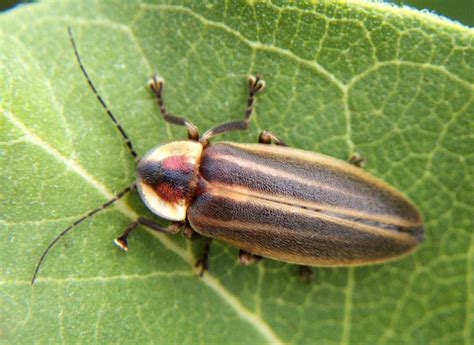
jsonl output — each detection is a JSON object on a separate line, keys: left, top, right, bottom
{"left": 183, "top": 224, "right": 201, "bottom": 240}
{"left": 148, "top": 73, "right": 199, "bottom": 140}
{"left": 114, "top": 217, "right": 181, "bottom": 252}
{"left": 248, "top": 74, "right": 266, "bottom": 94}
{"left": 195, "top": 239, "right": 211, "bottom": 277}
{"left": 113, "top": 236, "right": 129, "bottom": 252}
{"left": 199, "top": 74, "right": 265, "bottom": 144}
{"left": 258, "top": 130, "right": 287, "bottom": 146}
{"left": 148, "top": 73, "right": 165, "bottom": 94}
{"left": 113, "top": 220, "right": 139, "bottom": 252}
{"left": 348, "top": 153, "right": 366, "bottom": 168}
{"left": 238, "top": 250, "right": 262, "bottom": 265}
{"left": 298, "top": 265, "right": 313, "bottom": 283}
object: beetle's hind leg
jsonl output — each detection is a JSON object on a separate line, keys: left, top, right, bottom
{"left": 239, "top": 250, "right": 262, "bottom": 265}
{"left": 114, "top": 217, "right": 182, "bottom": 251}
{"left": 298, "top": 266, "right": 313, "bottom": 283}
{"left": 148, "top": 74, "right": 199, "bottom": 140}
{"left": 200, "top": 75, "right": 265, "bottom": 144}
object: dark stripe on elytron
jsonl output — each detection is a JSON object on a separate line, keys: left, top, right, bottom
{"left": 187, "top": 192, "right": 418, "bottom": 263}
{"left": 200, "top": 143, "right": 421, "bottom": 224}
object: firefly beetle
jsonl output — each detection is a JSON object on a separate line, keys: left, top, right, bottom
{"left": 31, "top": 28, "right": 424, "bottom": 284}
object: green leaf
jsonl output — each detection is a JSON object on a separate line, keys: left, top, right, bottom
{"left": 1, "top": 1, "right": 472, "bottom": 344}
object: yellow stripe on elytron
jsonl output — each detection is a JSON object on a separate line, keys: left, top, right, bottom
{"left": 201, "top": 187, "right": 417, "bottom": 243}
{"left": 208, "top": 181, "right": 420, "bottom": 228}
{"left": 226, "top": 142, "right": 419, "bottom": 212}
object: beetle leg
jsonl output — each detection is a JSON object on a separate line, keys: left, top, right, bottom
{"left": 348, "top": 153, "right": 366, "bottom": 168}
{"left": 238, "top": 250, "right": 262, "bottom": 265}
{"left": 298, "top": 265, "right": 313, "bottom": 283}
{"left": 200, "top": 75, "right": 265, "bottom": 145}
{"left": 182, "top": 224, "right": 202, "bottom": 240}
{"left": 183, "top": 225, "right": 212, "bottom": 276}
{"left": 114, "top": 216, "right": 182, "bottom": 251}
{"left": 194, "top": 238, "right": 212, "bottom": 277}
{"left": 148, "top": 74, "right": 199, "bottom": 140}
{"left": 258, "top": 130, "right": 287, "bottom": 146}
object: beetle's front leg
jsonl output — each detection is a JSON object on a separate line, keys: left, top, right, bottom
{"left": 114, "top": 217, "right": 182, "bottom": 251}
{"left": 148, "top": 74, "right": 199, "bottom": 140}
{"left": 200, "top": 75, "right": 265, "bottom": 144}
{"left": 239, "top": 250, "right": 262, "bottom": 265}
{"left": 258, "top": 130, "right": 287, "bottom": 146}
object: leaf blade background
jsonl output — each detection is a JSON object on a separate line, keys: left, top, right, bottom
{"left": 1, "top": 1, "right": 473, "bottom": 344}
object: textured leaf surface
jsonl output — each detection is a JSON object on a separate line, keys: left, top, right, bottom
{"left": 1, "top": 1, "right": 473, "bottom": 344}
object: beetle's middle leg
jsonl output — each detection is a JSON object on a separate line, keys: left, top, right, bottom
{"left": 148, "top": 74, "right": 199, "bottom": 140}
{"left": 258, "top": 130, "right": 287, "bottom": 146}
{"left": 194, "top": 238, "right": 212, "bottom": 277}
{"left": 182, "top": 225, "right": 213, "bottom": 277}
{"left": 200, "top": 75, "right": 265, "bottom": 144}
{"left": 114, "top": 216, "right": 182, "bottom": 251}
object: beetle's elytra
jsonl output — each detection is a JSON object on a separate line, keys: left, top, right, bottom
{"left": 31, "top": 28, "right": 424, "bottom": 284}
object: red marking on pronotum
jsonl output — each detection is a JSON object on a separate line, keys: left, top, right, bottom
{"left": 162, "top": 155, "right": 192, "bottom": 172}
{"left": 155, "top": 182, "right": 186, "bottom": 203}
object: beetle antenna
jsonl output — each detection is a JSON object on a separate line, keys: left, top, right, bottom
{"left": 67, "top": 27, "right": 140, "bottom": 162}
{"left": 31, "top": 184, "right": 134, "bottom": 285}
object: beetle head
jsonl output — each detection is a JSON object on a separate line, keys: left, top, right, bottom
{"left": 136, "top": 141, "right": 203, "bottom": 221}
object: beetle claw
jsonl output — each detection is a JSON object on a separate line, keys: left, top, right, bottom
{"left": 238, "top": 250, "right": 262, "bottom": 265}
{"left": 348, "top": 153, "right": 366, "bottom": 168}
{"left": 194, "top": 258, "right": 208, "bottom": 277}
{"left": 298, "top": 266, "right": 313, "bottom": 283}
{"left": 147, "top": 73, "right": 165, "bottom": 93}
{"left": 248, "top": 74, "right": 265, "bottom": 93}
{"left": 183, "top": 225, "right": 201, "bottom": 240}
{"left": 194, "top": 239, "right": 211, "bottom": 277}
{"left": 113, "top": 236, "right": 128, "bottom": 252}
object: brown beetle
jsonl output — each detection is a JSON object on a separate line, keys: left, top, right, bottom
{"left": 31, "top": 28, "right": 423, "bottom": 284}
